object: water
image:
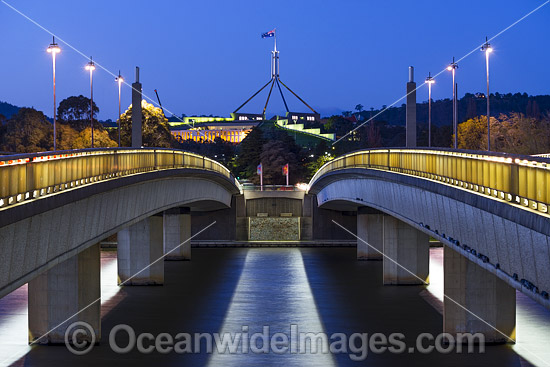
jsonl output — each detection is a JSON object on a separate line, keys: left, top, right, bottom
{"left": 0, "top": 248, "right": 549, "bottom": 366}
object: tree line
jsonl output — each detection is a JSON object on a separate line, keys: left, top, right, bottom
{"left": 0, "top": 95, "right": 178, "bottom": 153}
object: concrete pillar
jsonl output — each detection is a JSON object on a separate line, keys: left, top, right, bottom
{"left": 28, "top": 243, "right": 100, "bottom": 344}
{"left": 406, "top": 66, "right": 417, "bottom": 147}
{"left": 383, "top": 216, "right": 429, "bottom": 285}
{"left": 357, "top": 207, "right": 384, "bottom": 260}
{"left": 131, "top": 66, "right": 143, "bottom": 148}
{"left": 118, "top": 215, "right": 163, "bottom": 285}
{"left": 444, "top": 246, "right": 516, "bottom": 343}
{"left": 163, "top": 207, "right": 191, "bottom": 260}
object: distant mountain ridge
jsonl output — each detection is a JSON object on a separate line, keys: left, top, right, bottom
{"left": 355, "top": 93, "right": 550, "bottom": 126}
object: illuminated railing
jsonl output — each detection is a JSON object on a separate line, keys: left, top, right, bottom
{"left": 0, "top": 148, "right": 240, "bottom": 208}
{"left": 309, "top": 148, "right": 550, "bottom": 214}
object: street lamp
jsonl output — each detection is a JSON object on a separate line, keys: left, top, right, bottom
{"left": 447, "top": 57, "right": 459, "bottom": 149}
{"left": 425, "top": 72, "right": 435, "bottom": 147}
{"left": 481, "top": 37, "right": 493, "bottom": 151}
{"left": 85, "top": 57, "right": 96, "bottom": 148}
{"left": 115, "top": 71, "right": 124, "bottom": 147}
{"left": 47, "top": 37, "right": 60, "bottom": 151}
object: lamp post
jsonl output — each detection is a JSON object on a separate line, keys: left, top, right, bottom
{"left": 481, "top": 37, "right": 493, "bottom": 151}
{"left": 115, "top": 71, "right": 124, "bottom": 147}
{"left": 447, "top": 57, "right": 459, "bottom": 149}
{"left": 425, "top": 72, "right": 435, "bottom": 147}
{"left": 47, "top": 37, "right": 60, "bottom": 151}
{"left": 85, "top": 57, "right": 96, "bottom": 147}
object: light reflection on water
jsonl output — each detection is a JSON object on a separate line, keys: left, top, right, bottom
{"left": 0, "top": 250, "right": 120, "bottom": 367}
{"left": 427, "top": 247, "right": 550, "bottom": 367}
{"left": 0, "top": 248, "right": 548, "bottom": 366}
{"left": 207, "top": 249, "right": 336, "bottom": 367}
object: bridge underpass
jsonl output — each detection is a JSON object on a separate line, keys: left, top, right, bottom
{"left": 0, "top": 147, "right": 549, "bottom": 362}
{"left": 0, "top": 148, "right": 240, "bottom": 344}
{"left": 307, "top": 148, "right": 550, "bottom": 344}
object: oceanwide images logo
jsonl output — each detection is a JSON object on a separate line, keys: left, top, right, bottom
{"left": 64, "top": 321, "right": 97, "bottom": 355}
{"left": 66, "top": 323, "right": 485, "bottom": 360}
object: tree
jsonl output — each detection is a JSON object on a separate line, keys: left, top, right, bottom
{"left": 457, "top": 116, "right": 488, "bottom": 150}
{"left": 234, "top": 127, "right": 266, "bottom": 179}
{"left": 457, "top": 113, "right": 550, "bottom": 154}
{"left": 58, "top": 95, "right": 99, "bottom": 131}
{"left": 118, "top": 100, "right": 178, "bottom": 148}
{"left": 57, "top": 124, "right": 81, "bottom": 150}
{"left": 1, "top": 108, "right": 52, "bottom": 153}
{"left": 73, "top": 128, "right": 117, "bottom": 149}
{"left": 259, "top": 140, "right": 301, "bottom": 185}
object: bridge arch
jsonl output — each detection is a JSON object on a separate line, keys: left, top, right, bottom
{"left": 308, "top": 148, "right": 550, "bottom": 306}
{"left": 0, "top": 148, "right": 240, "bottom": 298}
{"left": 308, "top": 148, "right": 550, "bottom": 342}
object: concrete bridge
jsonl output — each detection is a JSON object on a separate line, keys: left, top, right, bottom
{"left": 308, "top": 148, "right": 550, "bottom": 343}
{"left": 0, "top": 148, "right": 240, "bottom": 343}
{"left": 1, "top": 147, "right": 549, "bottom": 346}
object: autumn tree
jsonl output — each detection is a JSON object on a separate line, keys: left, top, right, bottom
{"left": 118, "top": 100, "right": 178, "bottom": 148}
{"left": 1, "top": 108, "right": 52, "bottom": 153}
{"left": 457, "top": 116, "right": 489, "bottom": 150}
{"left": 457, "top": 113, "right": 550, "bottom": 154}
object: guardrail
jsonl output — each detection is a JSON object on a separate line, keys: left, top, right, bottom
{"left": 0, "top": 148, "right": 240, "bottom": 208}
{"left": 240, "top": 185, "right": 303, "bottom": 192}
{"left": 308, "top": 148, "right": 550, "bottom": 215}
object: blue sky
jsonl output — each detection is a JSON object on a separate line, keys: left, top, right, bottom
{"left": 0, "top": 0, "right": 548, "bottom": 120}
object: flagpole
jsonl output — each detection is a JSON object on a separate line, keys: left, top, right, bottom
{"left": 286, "top": 165, "right": 289, "bottom": 186}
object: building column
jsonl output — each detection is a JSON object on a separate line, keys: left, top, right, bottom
{"left": 28, "top": 243, "right": 100, "bottom": 344}
{"left": 383, "top": 216, "right": 429, "bottom": 285}
{"left": 357, "top": 207, "right": 384, "bottom": 260}
{"left": 118, "top": 215, "right": 164, "bottom": 285}
{"left": 444, "top": 246, "right": 516, "bottom": 343}
{"left": 163, "top": 207, "right": 191, "bottom": 260}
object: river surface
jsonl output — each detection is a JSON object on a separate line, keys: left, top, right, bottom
{"left": 0, "top": 247, "right": 549, "bottom": 366}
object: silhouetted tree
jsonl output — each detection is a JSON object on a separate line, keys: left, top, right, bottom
{"left": 58, "top": 95, "right": 99, "bottom": 131}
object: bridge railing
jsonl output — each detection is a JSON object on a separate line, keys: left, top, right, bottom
{"left": 0, "top": 148, "right": 239, "bottom": 208}
{"left": 309, "top": 148, "right": 550, "bottom": 214}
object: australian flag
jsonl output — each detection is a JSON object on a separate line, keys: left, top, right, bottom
{"left": 261, "top": 29, "right": 275, "bottom": 38}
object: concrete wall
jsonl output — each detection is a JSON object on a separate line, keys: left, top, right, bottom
{"left": 191, "top": 196, "right": 237, "bottom": 241}
{"left": 311, "top": 204, "right": 357, "bottom": 241}
{"left": 0, "top": 176, "right": 235, "bottom": 298}
{"left": 246, "top": 198, "right": 303, "bottom": 217}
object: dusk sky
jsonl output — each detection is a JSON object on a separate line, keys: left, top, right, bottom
{"left": 0, "top": 0, "right": 548, "bottom": 120}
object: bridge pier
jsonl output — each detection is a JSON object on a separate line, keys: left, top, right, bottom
{"left": 444, "top": 246, "right": 516, "bottom": 343}
{"left": 28, "top": 243, "right": 100, "bottom": 344}
{"left": 383, "top": 216, "right": 429, "bottom": 285}
{"left": 163, "top": 207, "right": 191, "bottom": 260}
{"left": 117, "top": 215, "right": 164, "bottom": 285}
{"left": 357, "top": 207, "right": 384, "bottom": 260}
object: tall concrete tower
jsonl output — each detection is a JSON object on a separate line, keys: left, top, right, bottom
{"left": 131, "top": 67, "right": 143, "bottom": 148}
{"left": 406, "top": 66, "right": 417, "bottom": 147}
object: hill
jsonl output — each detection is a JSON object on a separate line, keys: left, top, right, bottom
{"left": 355, "top": 93, "right": 550, "bottom": 126}
{"left": 0, "top": 101, "right": 21, "bottom": 120}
